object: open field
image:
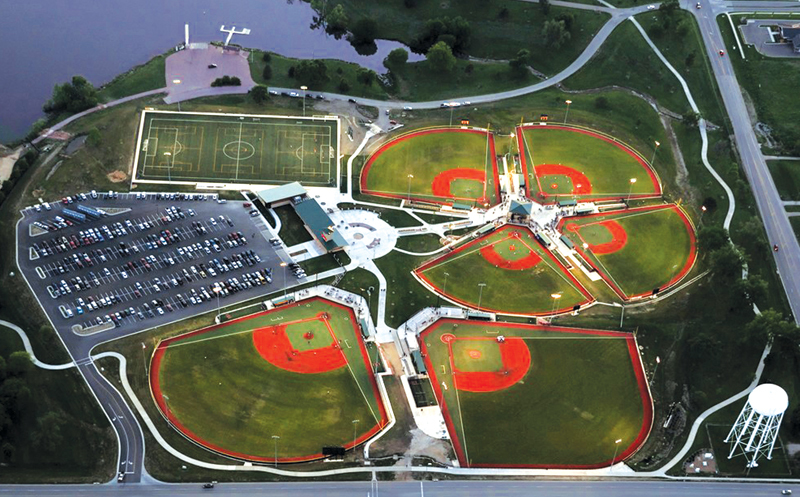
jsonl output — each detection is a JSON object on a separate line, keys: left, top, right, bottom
{"left": 518, "top": 125, "right": 660, "bottom": 202}
{"left": 361, "top": 128, "right": 500, "bottom": 206}
{"left": 151, "top": 297, "right": 387, "bottom": 462}
{"left": 133, "top": 110, "right": 338, "bottom": 187}
{"left": 559, "top": 204, "right": 697, "bottom": 299}
{"left": 415, "top": 225, "right": 592, "bottom": 316}
{"left": 419, "top": 319, "right": 652, "bottom": 467}
{"left": 768, "top": 159, "right": 800, "bottom": 201}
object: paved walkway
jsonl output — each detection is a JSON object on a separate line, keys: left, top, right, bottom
{"left": 0, "top": 319, "right": 74, "bottom": 370}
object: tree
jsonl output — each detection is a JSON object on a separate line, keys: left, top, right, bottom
{"left": 288, "top": 66, "right": 296, "bottom": 78}
{"left": 498, "top": 7, "right": 510, "bottom": 20}
{"left": 1, "top": 442, "right": 14, "bottom": 463}
{"left": 732, "top": 275, "right": 768, "bottom": 309}
{"left": 326, "top": 4, "right": 349, "bottom": 34}
{"left": 385, "top": 48, "right": 409, "bottom": 69}
{"left": 697, "top": 225, "right": 730, "bottom": 253}
{"left": 540, "top": 0, "right": 551, "bottom": 15}
{"left": 403, "top": 0, "right": 417, "bottom": 7}
{"left": 660, "top": 0, "right": 680, "bottom": 15}
{"left": 556, "top": 12, "right": 575, "bottom": 31}
{"left": 594, "top": 96, "right": 611, "bottom": 110}
{"left": 357, "top": 68, "right": 377, "bottom": 86}
{"left": 426, "top": 41, "right": 456, "bottom": 72}
{"left": 338, "top": 78, "right": 351, "bottom": 92}
{"left": 87, "top": 127, "right": 101, "bottom": 147}
{"left": 685, "top": 51, "right": 696, "bottom": 69}
{"left": 43, "top": 76, "right": 98, "bottom": 115}
{"left": 542, "top": 20, "right": 571, "bottom": 50}
{"left": 350, "top": 18, "right": 378, "bottom": 46}
{"left": 6, "top": 352, "right": 32, "bottom": 378}
{"left": 262, "top": 64, "right": 273, "bottom": 81}
{"left": 0, "top": 356, "right": 6, "bottom": 382}
{"left": 32, "top": 411, "right": 66, "bottom": 453}
{"left": 249, "top": 85, "right": 270, "bottom": 104}
{"left": 683, "top": 111, "right": 701, "bottom": 128}
{"left": 0, "top": 378, "right": 32, "bottom": 419}
{"left": 412, "top": 16, "right": 471, "bottom": 54}
{"left": 509, "top": 49, "right": 531, "bottom": 77}
{"left": 295, "top": 60, "right": 329, "bottom": 88}
{"left": 709, "top": 243, "right": 745, "bottom": 281}
{"left": 746, "top": 309, "right": 800, "bottom": 344}
{"left": 261, "top": 52, "right": 272, "bottom": 63}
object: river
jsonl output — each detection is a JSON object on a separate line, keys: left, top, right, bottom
{"left": 0, "top": 0, "right": 421, "bottom": 143}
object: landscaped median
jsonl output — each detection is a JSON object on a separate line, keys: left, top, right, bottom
{"left": 149, "top": 297, "right": 387, "bottom": 463}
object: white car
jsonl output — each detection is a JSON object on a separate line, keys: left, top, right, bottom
{"left": 647, "top": 4, "right": 656, "bottom": 9}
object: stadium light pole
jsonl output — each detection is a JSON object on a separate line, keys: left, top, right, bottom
{"left": 564, "top": 100, "right": 572, "bottom": 124}
{"left": 550, "top": 292, "right": 562, "bottom": 316}
{"left": 272, "top": 435, "right": 280, "bottom": 468}
{"left": 213, "top": 286, "right": 221, "bottom": 322}
{"left": 280, "top": 262, "right": 288, "bottom": 298}
{"left": 352, "top": 419, "right": 360, "bottom": 455}
{"left": 650, "top": 140, "right": 661, "bottom": 167}
{"left": 610, "top": 438, "right": 623, "bottom": 471}
{"left": 163, "top": 152, "right": 172, "bottom": 183}
{"left": 626, "top": 178, "right": 637, "bottom": 204}
{"left": 477, "top": 282, "right": 487, "bottom": 311}
{"left": 300, "top": 85, "right": 308, "bottom": 117}
{"left": 407, "top": 174, "right": 414, "bottom": 203}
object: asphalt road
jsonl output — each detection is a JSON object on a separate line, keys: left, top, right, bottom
{"left": 691, "top": 0, "right": 800, "bottom": 322}
{"left": 0, "top": 480, "right": 795, "bottom": 496}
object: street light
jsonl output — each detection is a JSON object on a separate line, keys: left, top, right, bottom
{"left": 352, "top": 419, "right": 360, "bottom": 454}
{"left": 626, "top": 177, "right": 637, "bottom": 203}
{"left": 438, "top": 271, "right": 450, "bottom": 308}
{"left": 163, "top": 151, "right": 173, "bottom": 183}
{"left": 407, "top": 174, "right": 414, "bottom": 203}
{"left": 650, "top": 140, "right": 661, "bottom": 167}
{"left": 300, "top": 85, "right": 308, "bottom": 117}
{"left": 213, "top": 286, "right": 221, "bottom": 322}
{"left": 280, "top": 262, "right": 288, "bottom": 298}
{"left": 564, "top": 100, "right": 573, "bottom": 124}
{"left": 477, "top": 282, "right": 487, "bottom": 311}
{"left": 550, "top": 292, "right": 562, "bottom": 316}
{"left": 272, "top": 435, "right": 280, "bottom": 468}
{"left": 610, "top": 438, "right": 623, "bottom": 470}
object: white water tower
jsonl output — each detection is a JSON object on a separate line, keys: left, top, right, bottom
{"left": 724, "top": 383, "right": 788, "bottom": 468}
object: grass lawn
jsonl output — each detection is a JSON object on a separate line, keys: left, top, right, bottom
{"left": 153, "top": 298, "right": 385, "bottom": 461}
{"left": 395, "top": 234, "right": 443, "bottom": 253}
{"left": 315, "top": 0, "right": 610, "bottom": 76}
{"left": 97, "top": 54, "right": 167, "bottom": 102}
{"left": 560, "top": 205, "right": 696, "bottom": 299}
{"left": 298, "top": 252, "right": 351, "bottom": 275}
{"left": 274, "top": 205, "right": 314, "bottom": 246}
{"left": 792, "top": 217, "right": 800, "bottom": 243}
{"left": 519, "top": 125, "right": 660, "bottom": 202}
{"left": 416, "top": 225, "right": 591, "bottom": 315}
{"left": 338, "top": 203, "right": 422, "bottom": 228}
{"left": 362, "top": 129, "right": 499, "bottom": 206}
{"left": 419, "top": 319, "right": 649, "bottom": 467}
{"left": 564, "top": 20, "right": 692, "bottom": 116}
{"left": 768, "top": 160, "right": 800, "bottom": 201}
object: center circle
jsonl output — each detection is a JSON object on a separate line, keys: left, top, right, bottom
{"left": 353, "top": 233, "right": 364, "bottom": 240}
{"left": 223, "top": 140, "right": 256, "bottom": 160}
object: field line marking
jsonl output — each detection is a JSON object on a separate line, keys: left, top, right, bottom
{"left": 164, "top": 316, "right": 319, "bottom": 349}
{"left": 447, "top": 341, "right": 470, "bottom": 466}
{"left": 483, "top": 131, "right": 489, "bottom": 199}
{"left": 521, "top": 128, "right": 543, "bottom": 194}
{"left": 236, "top": 122, "right": 243, "bottom": 181}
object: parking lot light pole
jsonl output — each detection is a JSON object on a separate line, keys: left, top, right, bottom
{"left": 650, "top": 140, "right": 661, "bottom": 167}
{"left": 610, "top": 438, "right": 623, "bottom": 470}
{"left": 550, "top": 292, "right": 562, "bottom": 316}
{"left": 280, "top": 262, "right": 288, "bottom": 298}
{"left": 300, "top": 85, "right": 308, "bottom": 117}
{"left": 213, "top": 287, "right": 221, "bottom": 322}
{"left": 272, "top": 435, "right": 280, "bottom": 468}
{"left": 407, "top": 174, "right": 414, "bottom": 203}
{"left": 626, "top": 178, "right": 637, "bottom": 204}
{"left": 564, "top": 100, "right": 572, "bottom": 124}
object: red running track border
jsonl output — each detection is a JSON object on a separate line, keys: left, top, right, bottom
{"left": 419, "top": 319, "right": 654, "bottom": 469}
{"left": 149, "top": 297, "right": 388, "bottom": 463}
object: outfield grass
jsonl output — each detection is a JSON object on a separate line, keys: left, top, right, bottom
{"left": 420, "top": 320, "right": 648, "bottom": 467}
{"left": 314, "top": 0, "right": 610, "bottom": 76}
{"left": 560, "top": 205, "right": 696, "bottom": 299}
{"left": 520, "top": 125, "right": 659, "bottom": 201}
{"left": 362, "top": 129, "right": 499, "bottom": 206}
{"left": 768, "top": 160, "right": 800, "bottom": 201}
{"left": 416, "top": 226, "right": 591, "bottom": 315}
{"left": 565, "top": 21, "right": 692, "bottom": 116}
{"left": 154, "top": 298, "right": 384, "bottom": 461}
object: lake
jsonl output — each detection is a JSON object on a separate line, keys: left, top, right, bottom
{"left": 0, "top": 0, "right": 421, "bottom": 143}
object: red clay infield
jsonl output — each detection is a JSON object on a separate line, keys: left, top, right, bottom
{"left": 251, "top": 314, "right": 347, "bottom": 374}
{"left": 449, "top": 337, "right": 532, "bottom": 393}
{"left": 419, "top": 320, "right": 654, "bottom": 469}
{"left": 479, "top": 239, "right": 543, "bottom": 270}
{"left": 567, "top": 219, "right": 628, "bottom": 255}
{"left": 535, "top": 164, "right": 592, "bottom": 198}
{"left": 431, "top": 168, "right": 487, "bottom": 200}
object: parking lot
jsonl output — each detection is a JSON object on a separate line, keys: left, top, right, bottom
{"left": 17, "top": 191, "right": 302, "bottom": 340}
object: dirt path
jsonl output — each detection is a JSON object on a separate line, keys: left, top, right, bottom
{"left": 0, "top": 146, "right": 23, "bottom": 183}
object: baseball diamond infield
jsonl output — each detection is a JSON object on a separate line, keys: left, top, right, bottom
{"left": 420, "top": 320, "right": 653, "bottom": 468}
{"left": 360, "top": 128, "right": 501, "bottom": 206}
{"left": 414, "top": 225, "right": 593, "bottom": 316}
{"left": 558, "top": 204, "right": 697, "bottom": 300}
{"left": 149, "top": 298, "right": 387, "bottom": 463}
{"left": 517, "top": 125, "right": 661, "bottom": 202}
{"left": 132, "top": 110, "right": 339, "bottom": 187}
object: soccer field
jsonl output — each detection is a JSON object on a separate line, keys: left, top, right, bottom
{"left": 150, "top": 298, "right": 387, "bottom": 462}
{"left": 419, "top": 319, "right": 652, "bottom": 468}
{"left": 132, "top": 110, "right": 339, "bottom": 187}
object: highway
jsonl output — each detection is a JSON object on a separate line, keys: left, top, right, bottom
{"left": 0, "top": 479, "right": 795, "bottom": 496}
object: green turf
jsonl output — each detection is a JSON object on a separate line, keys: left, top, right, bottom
{"left": 561, "top": 206, "right": 695, "bottom": 298}
{"left": 768, "top": 160, "right": 800, "bottom": 201}
{"left": 417, "top": 226, "right": 589, "bottom": 315}
{"left": 520, "top": 126, "right": 658, "bottom": 201}
{"left": 421, "top": 320, "right": 646, "bottom": 466}
{"left": 134, "top": 110, "right": 338, "bottom": 186}
{"left": 285, "top": 320, "right": 334, "bottom": 352}
{"left": 363, "top": 130, "right": 499, "bottom": 205}
{"left": 451, "top": 339, "right": 504, "bottom": 373}
{"left": 156, "top": 299, "right": 383, "bottom": 460}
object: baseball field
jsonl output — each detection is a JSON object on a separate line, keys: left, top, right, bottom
{"left": 360, "top": 128, "right": 500, "bottom": 206}
{"left": 558, "top": 204, "right": 697, "bottom": 299}
{"left": 132, "top": 110, "right": 339, "bottom": 186}
{"left": 414, "top": 225, "right": 593, "bottom": 316}
{"left": 517, "top": 125, "right": 661, "bottom": 202}
{"left": 149, "top": 298, "right": 387, "bottom": 462}
{"left": 419, "top": 319, "right": 652, "bottom": 468}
